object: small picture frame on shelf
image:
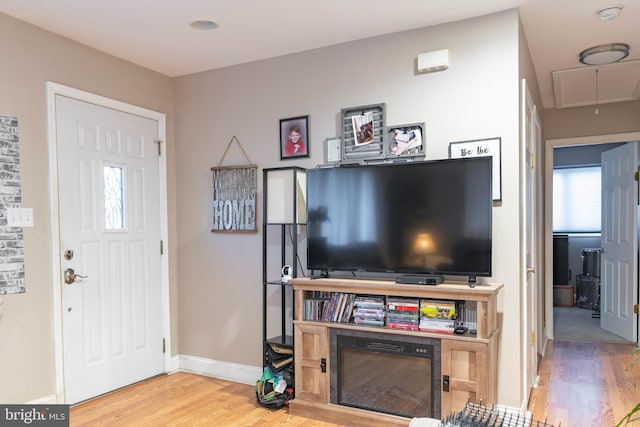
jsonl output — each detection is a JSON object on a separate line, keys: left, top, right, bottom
{"left": 324, "top": 137, "right": 341, "bottom": 164}
{"left": 340, "top": 103, "right": 385, "bottom": 163}
{"left": 385, "top": 122, "right": 425, "bottom": 159}
{"left": 352, "top": 111, "right": 375, "bottom": 147}
{"left": 280, "top": 115, "right": 309, "bottom": 160}
{"left": 448, "top": 137, "right": 502, "bottom": 201}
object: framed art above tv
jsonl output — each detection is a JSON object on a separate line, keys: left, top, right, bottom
{"left": 449, "top": 137, "right": 502, "bottom": 201}
{"left": 384, "top": 122, "right": 425, "bottom": 159}
{"left": 340, "top": 103, "right": 385, "bottom": 164}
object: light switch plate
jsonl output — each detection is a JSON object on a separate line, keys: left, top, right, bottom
{"left": 7, "top": 207, "right": 34, "bottom": 227}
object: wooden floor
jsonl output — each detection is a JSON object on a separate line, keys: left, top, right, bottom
{"left": 527, "top": 339, "right": 640, "bottom": 427}
{"left": 70, "top": 373, "right": 341, "bottom": 426}
{"left": 70, "top": 339, "right": 640, "bottom": 427}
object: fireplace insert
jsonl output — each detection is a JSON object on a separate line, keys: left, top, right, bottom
{"left": 330, "top": 329, "right": 441, "bottom": 419}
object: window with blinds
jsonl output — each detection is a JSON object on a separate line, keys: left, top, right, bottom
{"left": 553, "top": 166, "right": 601, "bottom": 233}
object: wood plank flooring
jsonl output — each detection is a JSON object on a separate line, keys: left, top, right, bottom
{"left": 70, "top": 339, "right": 640, "bottom": 426}
{"left": 70, "top": 372, "right": 341, "bottom": 426}
{"left": 527, "top": 339, "right": 640, "bottom": 427}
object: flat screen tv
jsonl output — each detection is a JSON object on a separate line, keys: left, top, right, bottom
{"left": 306, "top": 157, "right": 492, "bottom": 280}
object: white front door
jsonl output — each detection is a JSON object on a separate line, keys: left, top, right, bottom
{"left": 56, "top": 95, "right": 164, "bottom": 403}
{"left": 601, "top": 142, "right": 638, "bottom": 341}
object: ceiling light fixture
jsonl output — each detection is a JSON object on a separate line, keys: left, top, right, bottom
{"left": 596, "top": 4, "right": 624, "bottom": 20}
{"left": 579, "top": 43, "right": 630, "bottom": 65}
{"left": 190, "top": 20, "right": 218, "bottom": 30}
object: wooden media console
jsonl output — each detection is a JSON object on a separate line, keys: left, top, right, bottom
{"left": 288, "top": 277, "right": 502, "bottom": 426}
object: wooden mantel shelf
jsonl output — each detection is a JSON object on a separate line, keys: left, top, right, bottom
{"left": 291, "top": 277, "right": 502, "bottom": 300}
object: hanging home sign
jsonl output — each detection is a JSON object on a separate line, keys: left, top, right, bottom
{"left": 211, "top": 135, "right": 257, "bottom": 233}
{"left": 211, "top": 164, "right": 257, "bottom": 232}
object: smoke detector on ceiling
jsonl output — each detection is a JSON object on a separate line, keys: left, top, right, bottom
{"left": 596, "top": 4, "right": 624, "bottom": 20}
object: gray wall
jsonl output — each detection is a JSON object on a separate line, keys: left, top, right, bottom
{"left": 0, "top": 11, "right": 176, "bottom": 403}
{"left": 0, "top": 7, "right": 546, "bottom": 409}
{"left": 174, "top": 10, "right": 525, "bottom": 406}
{"left": 554, "top": 143, "right": 626, "bottom": 167}
{"left": 544, "top": 100, "right": 640, "bottom": 141}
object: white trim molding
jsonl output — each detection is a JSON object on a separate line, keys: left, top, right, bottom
{"left": 544, "top": 131, "right": 640, "bottom": 344}
{"left": 46, "top": 81, "right": 171, "bottom": 403}
{"left": 179, "top": 355, "right": 262, "bottom": 386}
{"left": 28, "top": 395, "right": 58, "bottom": 405}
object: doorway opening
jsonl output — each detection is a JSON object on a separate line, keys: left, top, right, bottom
{"left": 545, "top": 132, "right": 640, "bottom": 346}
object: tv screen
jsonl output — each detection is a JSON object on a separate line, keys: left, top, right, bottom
{"left": 306, "top": 157, "right": 492, "bottom": 278}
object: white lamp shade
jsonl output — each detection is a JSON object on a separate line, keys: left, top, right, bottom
{"left": 266, "top": 169, "right": 306, "bottom": 223}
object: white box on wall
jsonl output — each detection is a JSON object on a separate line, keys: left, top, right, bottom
{"left": 417, "top": 49, "right": 449, "bottom": 73}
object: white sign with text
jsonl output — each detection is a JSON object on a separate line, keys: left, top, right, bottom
{"left": 449, "top": 137, "right": 502, "bottom": 201}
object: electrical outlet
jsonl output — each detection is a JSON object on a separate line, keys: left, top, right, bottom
{"left": 7, "top": 207, "right": 34, "bottom": 227}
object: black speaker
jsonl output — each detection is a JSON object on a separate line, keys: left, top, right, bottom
{"left": 553, "top": 234, "right": 570, "bottom": 285}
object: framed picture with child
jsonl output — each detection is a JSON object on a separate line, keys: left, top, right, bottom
{"left": 280, "top": 115, "right": 309, "bottom": 160}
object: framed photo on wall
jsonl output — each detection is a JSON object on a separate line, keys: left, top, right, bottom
{"left": 340, "top": 103, "right": 385, "bottom": 163}
{"left": 384, "top": 122, "right": 425, "bottom": 159}
{"left": 280, "top": 115, "right": 309, "bottom": 160}
{"left": 449, "top": 137, "right": 502, "bottom": 201}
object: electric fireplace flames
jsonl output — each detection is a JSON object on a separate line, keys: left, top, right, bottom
{"left": 330, "top": 329, "right": 441, "bottom": 419}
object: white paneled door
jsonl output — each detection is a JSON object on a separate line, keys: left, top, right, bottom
{"left": 56, "top": 95, "right": 164, "bottom": 404}
{"left": 601, "top": 142, "right": 638, "bottom": 342}
{"left": 521, "top": 79, "right": 540, "bottom": 403}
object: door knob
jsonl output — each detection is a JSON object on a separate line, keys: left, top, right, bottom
{"left": 64, "top": 268, "right": 88, "bottom": 284}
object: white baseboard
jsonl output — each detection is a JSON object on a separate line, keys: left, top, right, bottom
{"left": 166, "top": 355, "right": 181, "bottom": 373}
{"left": 178, "top": 354, "right": 262, "bottom": 386}
{"left": 28, "top": 394, "right": 58, "bottom": 404}
{"left": 25, "top": 356, "right": 253, "bottom": 405}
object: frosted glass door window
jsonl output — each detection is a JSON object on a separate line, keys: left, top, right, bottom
{"left": 104, "top": 166, "right": 124, "bottom": 230}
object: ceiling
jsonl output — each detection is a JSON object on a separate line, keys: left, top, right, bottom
{"left": 0, "top": 0, "right": 638, "bottom": 109}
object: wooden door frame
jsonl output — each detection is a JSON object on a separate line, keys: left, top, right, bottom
{"left": 543, "top": 131, "right": 640, "bottom": 346}
{"left": 46, "top": 82, "right": 172, "bottom": 403}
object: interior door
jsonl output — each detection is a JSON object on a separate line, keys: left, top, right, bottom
{"left": 520, "top": 79, "right": 538, "bottom": 401}
{"left": 601, "top": 142, "right": 638, "bottom": 341}
{"left": 56, "top": 95, "right": 164, "bottom": 403}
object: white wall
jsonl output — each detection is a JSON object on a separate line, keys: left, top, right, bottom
{"left": 174, "top": 10, "right": 524, "bottom": 407}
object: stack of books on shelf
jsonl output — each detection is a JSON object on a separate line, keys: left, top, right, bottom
{"left": 303, "top": 291, "right": 332, "bottom": 321}
{"left": 318, "top": 292, "right": 356, "bottom": 323}
{"left": 265, "top": 342, "right": 293, "bottom": 373}
{"left": 386, "top": 296, "right": 420, "bottom": 330}
{"left": 352, "top": 294, "right": 385, "bottom": 327}
{"left": 419, "top": 299, "right": 457, "bottom": 333}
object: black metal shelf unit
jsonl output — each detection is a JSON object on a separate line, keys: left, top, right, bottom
{"left": 262, "top": 167, "right": 306, "bottom": 371}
